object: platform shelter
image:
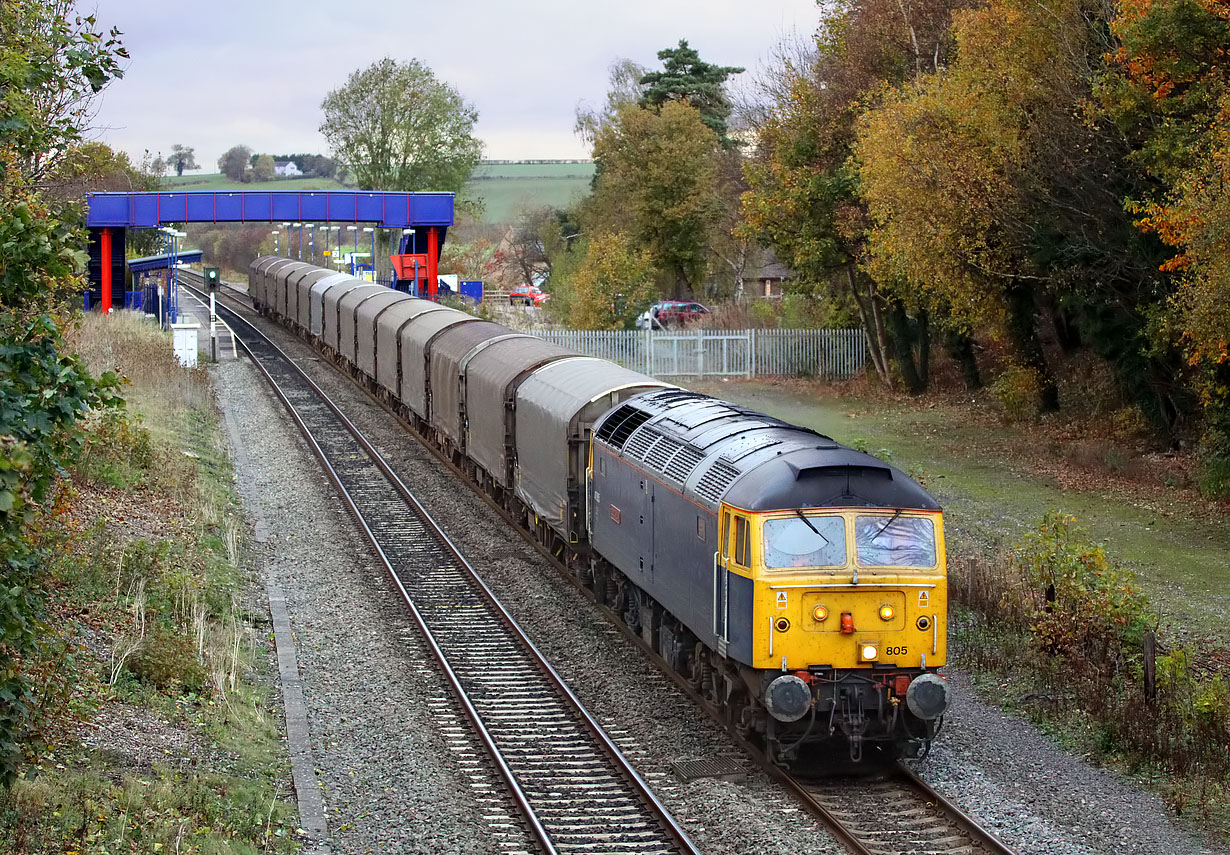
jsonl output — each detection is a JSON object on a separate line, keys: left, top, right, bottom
{"left": 85, "top": 190, "right": 455, "bottom": 312}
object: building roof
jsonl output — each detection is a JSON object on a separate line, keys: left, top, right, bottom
{"left": 742, "top": 247, "right": 793, "bottom": 281}
{"left": 128, "top": 251, "right": 203, "bottom": 272}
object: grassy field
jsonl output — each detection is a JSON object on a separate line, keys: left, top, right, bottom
{"left": 163, "top": 172, "right": 347, "bottom": 191}
{"left": 692, "top": 379, "right": 1230, "bottom": 642}
{"left": 468, "top": 162, "right": 594, "bottom": 224}
{"left": 163, "top": 162, "right": 595, "bottom": 225}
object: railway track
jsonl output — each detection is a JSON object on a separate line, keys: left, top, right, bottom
{"left": 184, "top": 271, "right": 1019, "bottom": 855}
{"left": 778, "top": 763, "right": 1016, "bottom": 855}
{"left": 180, "top": 273, "right": 699, "bottom": 855}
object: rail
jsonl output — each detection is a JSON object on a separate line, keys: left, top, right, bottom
{"left": 181, "top": 272, "right": 700, "bottom": 855}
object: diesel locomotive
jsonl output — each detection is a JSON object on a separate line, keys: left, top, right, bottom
{"left": 247, "top": 256, "right": 951, "bottom": 764}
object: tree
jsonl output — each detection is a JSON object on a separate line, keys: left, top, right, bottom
{"left": 217, "top": 144, "right": 251, "bottom": 182}
{"left": 1104, "top": 0, "right": 1230, "bottom": 484}
{"left": 740, "top": 0, "right": 973, "bottom": 389}
{"left": 576, "top": 59, "right": 647, "bottom": 146}
{"left": 0, "top": 0, "right": 128, "bottom": 183}
{"left": 639, "top": 40, "right": 744, "bottom": 147}
{"left": 0, "top": 0, "right": 124, "bottom": 786}
{"left": 320, "top": 57, "right": 483, "bottom": 201}
{"left": 252, "top": 153, "right": 275, "bottom": 182}
{"left": 584, "top": 101, "right": 722, "bottom": 299}
{"left": 568, "top": 233, "right": 659, "bottom": 329}
{"left": 167, "top": 143, "right": 197, "bottom": 176}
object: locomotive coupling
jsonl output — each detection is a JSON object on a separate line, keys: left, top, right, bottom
{"left": 905, "top": 673, "right": 950, "bottom": 720}
{"left": 765, "top": 674, "right": 813, "bottom": 722}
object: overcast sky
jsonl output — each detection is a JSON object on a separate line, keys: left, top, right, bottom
{"left": 90, "top": 0, "right": 819, "bottom": 169}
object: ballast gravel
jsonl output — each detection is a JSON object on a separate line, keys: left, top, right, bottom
{"left": 215, "top": 357, "right": 518, "bottom": 855}
{"left": 216, "top": 304, "right": 1222, "bottom": 855}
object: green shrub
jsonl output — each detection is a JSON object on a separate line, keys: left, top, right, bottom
{"left": 990, "top": 364, "right": 1042, "bottom": 421}
{"left": 1009, "top": 512, "right": 1152, "bottom": 663}
{"left": 127, "top": 627, "right": 206, "bottom": 692}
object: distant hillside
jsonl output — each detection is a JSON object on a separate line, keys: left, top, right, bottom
{"left": 160, "top": 160, "right": 595, "bottom": 225}
{"left": 468, "top": 161, "right": 594, "bottom": 224}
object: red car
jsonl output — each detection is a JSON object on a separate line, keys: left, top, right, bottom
{"left": 639, "top": 300, "right": 709, "bottom": 328}
{"left": 509, "top": 285, "right": 549, "bottom": 306}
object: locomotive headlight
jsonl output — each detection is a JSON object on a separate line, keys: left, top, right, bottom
{"left": 860, "top": 643, "right": 878, "bottom": 661}
{"left": 878, "top": 604, "right": 895, "bottom": 621}
{"left": 812, "top": 605, "right": 829, "bottom": 622}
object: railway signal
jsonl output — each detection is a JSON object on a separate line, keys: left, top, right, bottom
{"left": 204, "top": 267, "right": 219, "bottom": 363}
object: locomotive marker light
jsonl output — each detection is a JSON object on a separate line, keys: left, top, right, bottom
{"left": 860, "top": 643, "right": 879, "bottom": 662}
{"left": 812, "top": 604, "right": 828, "bottom": 622}
{"left": 774, "top": 617, "right": 790, "bottom": 632}
{"left": 916, "top": 615, "right": 931, "bottom": 630}
{"left": 879, "top": 604, "right": 895, "bottom": 621}
{"left": 764, "top": 674, "right": 812, "bottom": 722}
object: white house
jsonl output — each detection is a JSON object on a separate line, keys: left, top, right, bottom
{"left": 274, "top": 160, "right": 302, "bottom": 178}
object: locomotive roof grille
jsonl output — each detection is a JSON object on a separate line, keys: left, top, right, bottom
{"left": 624, "top": 426, "right": 661, "bottom": 460}
{"left": 645, "top": 435, "right": 684, "bottom": 470}
{"left": 664, "top": 445, "right": 706, "bottom": 483}
{"left": 596, "top": 404, "right": 653, "bottom": 448}
{"left": 694, "top": 459, "right": 742, "bottom": 505}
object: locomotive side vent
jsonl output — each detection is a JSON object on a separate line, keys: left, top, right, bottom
{"left": 694, "top": 460, "right": 741, "bottom": 505}
{"left": 596, "top": 405, "right": 652, "bottom": 449}
{"left": 664, "top": 445, "right": 706, "bottom": 483}
{"left": 624, "top": 426, "right": 661, "bottom": 460}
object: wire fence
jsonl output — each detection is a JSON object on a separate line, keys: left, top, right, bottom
{"left": 528, "top": 327, "right": 866, "bottom": 380}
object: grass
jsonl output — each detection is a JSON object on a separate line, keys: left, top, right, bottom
{"left": 0, "top": 311, "right": 298, "bottom": 854}
{"left": 468, "top": 161, "right": 593, "bottom": 224}
{"left": 692, "top": 379, "right": 1230, "bottom": 643}
{"left": 163, "top": 161, "right": 596, "bottom": 225}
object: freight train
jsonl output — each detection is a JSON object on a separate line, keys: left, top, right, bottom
{"left": 247, "top": 257, "right": 951, "bottom": 765}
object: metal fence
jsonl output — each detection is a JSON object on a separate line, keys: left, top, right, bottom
{"left": 529, "top": 327, "right": 866, "bottom": 380}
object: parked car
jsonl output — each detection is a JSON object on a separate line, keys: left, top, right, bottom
{"left": 635, "top": 300, "right": 710, "bottom": 330}
{"left": 509, "top": 285, "right": 549, "bottom": 306}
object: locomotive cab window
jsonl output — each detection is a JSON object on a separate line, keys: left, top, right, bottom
{"left": 763, "top": 515, "right": 846, "bottom": 569}
{"left": 734, "top": 516, "right": 751, "bottom": 567}
{"left": 855, "top": 514, "right": 937, "bottom": 567}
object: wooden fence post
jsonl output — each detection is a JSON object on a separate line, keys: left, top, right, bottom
{"left": 1143, "top": 631, "right": 1157, "bottom": 701}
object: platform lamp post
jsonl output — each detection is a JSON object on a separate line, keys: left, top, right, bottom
{"left": 281, "top": 222, "right": 291, "bottom": 258}
{"left": 364, "top": 227, "right": 375, "bottom": 282}
{"left": 271, "top": 229, "right": 279, "bottom": 257}
{"left": 310, "top": 223, "right": 316, "bottom": 265}
{"left": 345, "top": 226, "right": 357, "bottom": 276}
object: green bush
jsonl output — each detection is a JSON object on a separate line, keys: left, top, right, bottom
{"left": 990, "top": 363, "right": 1043, "bottom": 421}
{"left": 127, "top": 627, "right": 206, "bottom": 692}
{"left": 1009, "top": 512, "right": 1152, "bottom": 663}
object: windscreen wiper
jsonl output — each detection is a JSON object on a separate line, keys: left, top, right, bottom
{"left": 872, "top": 508, "right": 903, "bottom": 541}
{"left": 796, "top": 509, "right": 829, "bottom": 545}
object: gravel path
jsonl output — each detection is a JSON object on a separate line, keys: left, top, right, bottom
{"left": 216, "top": 304, "right": 1224, "bottom": 855}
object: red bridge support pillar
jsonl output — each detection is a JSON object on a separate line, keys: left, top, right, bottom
{"left": 427, "top": 226, "right": 439, "bottom": 300}
{"left": 100, "top": 227, "right": 112, "bottom": 314}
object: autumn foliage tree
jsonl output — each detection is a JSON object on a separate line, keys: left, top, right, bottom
{"left": 583, "top": 100, "right": 723, "bottom": 299}
{"left": 1103, "top": 0, "right": 1230, "bottom": 487}
{"left": 567, "top": 233, "right": 659, "bottom": 330}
